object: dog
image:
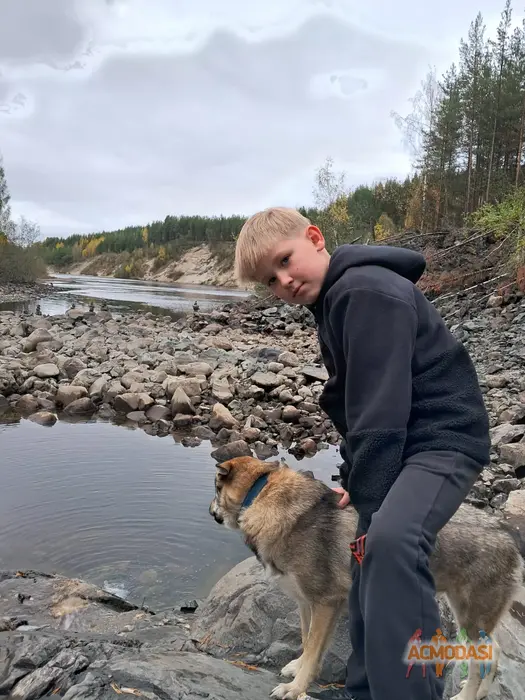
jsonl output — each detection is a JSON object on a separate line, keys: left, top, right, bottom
{"left": 209, "top": 456, "right": 525, "bottom": 700}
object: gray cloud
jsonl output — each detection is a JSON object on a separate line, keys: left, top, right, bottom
{"left": 0, "top": 0, "right": 85, "bottom": 67}
{"left": 0, "top": 0, "right": 516, "bottom": 237}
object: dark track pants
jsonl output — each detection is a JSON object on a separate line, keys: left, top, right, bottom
{"left": 344, "top": 450, "right": 484, "bottom": 700}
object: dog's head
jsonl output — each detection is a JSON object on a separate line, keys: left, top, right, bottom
{"left": 209, "top": 456, "right": 281, "bottom": 530}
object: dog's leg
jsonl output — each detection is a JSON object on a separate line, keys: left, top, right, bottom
{"left": 475, "top": 637, "right": 500, "bottom": 700}
{"left": 446, "top": 591, "right": 506, "bottom": 700}
{"left": 450, "top": 662, "right": 481, "bottom": 700}
{"left": 271, "top": 603, "right": 340, "bottom": 700}
{"left": 280, "top": 602, "right": 311, "bottom": 679}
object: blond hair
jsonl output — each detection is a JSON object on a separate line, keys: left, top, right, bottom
{"left": 234, "top": 206, "right": 311, "bottom": 283}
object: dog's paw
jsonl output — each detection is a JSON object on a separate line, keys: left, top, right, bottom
{"left": 280, "top": 657, "right": 302, "bottom": 678}
{"left": 476, "top": 680, "right": 494, "bottom": 700}
{"left": 450, "top": 681, "right": 476, "bottom": 700}
{"left": 270, "top": 681, "right": 304, "bottom": 699}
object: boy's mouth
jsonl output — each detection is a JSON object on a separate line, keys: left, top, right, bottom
{"left": 292, "top": 284, "right": 303, "bottom": 298}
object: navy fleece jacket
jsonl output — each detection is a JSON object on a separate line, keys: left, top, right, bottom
{"left": 308, "top": 244, "right": 490, "bottom": 523}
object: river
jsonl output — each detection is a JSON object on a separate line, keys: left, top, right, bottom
{"left": 0, "top": 273, "right": 250, "bottom": 317}
{"left": 0, "top": 275, "right": 340, "bottom": 610}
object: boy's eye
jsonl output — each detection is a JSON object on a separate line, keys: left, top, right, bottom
{"left": 281, "top": 255, "right": 289, "bottom": 266}
{"left": 267, "top": 276, "right": 276, "bottom": 287}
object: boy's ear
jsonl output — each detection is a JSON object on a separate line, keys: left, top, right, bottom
{"left": 306, "top": 225, "right": 326, "bottom": 250}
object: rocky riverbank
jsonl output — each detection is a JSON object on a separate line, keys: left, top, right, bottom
{"left": 1, "top": 287, "right": 525, "bottom": 508}
{"left": 2, "top": 538, "right": 525, "bottom": 700}
{"left": 1, "top": 287, "right": 525, "bottom": 697}
{"left": 0, "top": 281, "right": 51, "bottom": 304}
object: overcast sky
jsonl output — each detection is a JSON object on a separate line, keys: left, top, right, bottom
{"left": 0, "top": 0, "right": 518, "bottom": 239}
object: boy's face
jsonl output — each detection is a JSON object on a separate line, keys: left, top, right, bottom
{"left": 255, "top": 225, "right": 330, "bottom": 305}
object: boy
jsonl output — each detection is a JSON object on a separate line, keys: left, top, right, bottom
{"left": 234, "top": 207, "right": 491, "bottom": 700}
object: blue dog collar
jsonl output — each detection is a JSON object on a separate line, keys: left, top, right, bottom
{"left": 241, "top": 473, "right": 269, "bottom": 509}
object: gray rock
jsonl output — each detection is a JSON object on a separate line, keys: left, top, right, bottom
{"left": 209, "top": 402, "right": 238, "bottom": 430}
{"left": 500, "top": 443, "right": 525, "bottom": 468}
{"left": 61, "top": 357, "right": 87, "bottom": 380}
{"left": 170, "top": 386, "right": 195, "bottom": 415}
{"left": 251, "top": 371, "right": 281, "bottom": 389}
{"left": 301, "top": 365, "right": 329, "bottom": 382}
{"left": 191, "top": 556, "right": 525, "bottom": 698}
{"left": 491, "top": 423, "right": 525, "bottom": 447}
{"left": 114, "top": 393, "right": 154, "bottom": 413}
{"left": 33, "top": 364, "right": 60, "bottom": 379}
{"left": 28, "top": 411, "right": 57, "bottom": 427}
{"left": 210, "top": 440, "right": 253, "bottom": 462}
{"left": 179, "top": 362, "right": 213, "bottom": 377}
{"left": 278, "top": 351, "right": 300, "bottom": 367}
{"left": 63, "top": 398, "right": 97, "bottom": 415}
{"left": 212, "top": 378, "right": 234, "bottom": 403}
{"left": 486, "top": 374, "right": 509, "bottom": 389}
{"left": 163, "top": 376, "right": 205, "bottom": 398}
{"left": 23, "top": 329, "right": 54, "bottom": 353}
{"left": 282, "top": 406, "right": 301, "bottom": 423}
{"left": 192, "top": 425, "right": 216, "bottom": 440}
{"left": 146, "top": 405, "right": 171, "bottom": 422}
{"left": 56, "top": 386, "right": 88, "bottom": 407}
{"left": 126, "top": 410, "right": 147, "bottom": 423}
{"left": 172, "top": 413, "right": 197, "bottom": 429}
{"left": 89, "top": 375, "right": 110, "bottom": 398}
{"left": 0, "top": 569, "right": 281, "bottom": 700}
{"left": 16, "top": 395, "right": 39, "bottom": 415}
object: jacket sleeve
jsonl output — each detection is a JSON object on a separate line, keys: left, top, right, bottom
{"left": 328, "top": 287, "right": 417, "bottom": 513}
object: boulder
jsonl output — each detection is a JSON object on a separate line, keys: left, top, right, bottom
{"left": 210, "top": 440, "right": 253, "bottom": 462}
{"left": 56, "top": 386, "right": 88, "bottom": 407}
{"left": 28, "top": 411, "right": 57, "bottom": 427}
{"left": 170, "top": 386, "right": 195, "bottom": 416}
{"left": 22, "top": 329, "right": 54, "bottom": 352}
{"left": 209, "top": 403, "right": 238, "bottom": 430}
{"left": 63, "top": 398, "right": 97, "bottom": 415}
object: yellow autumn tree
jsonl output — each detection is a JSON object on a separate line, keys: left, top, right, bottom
{"left": 374, "top": 213, "right": 396, "bottom": 242}
{"left": 312, "top": 157, "right": 352, "bottom": 249}
{"left": 81, "top": 235, "right": 105, "bottom": 258}
{"left": 142, "top": 227, "right": 149, "bottom": 245}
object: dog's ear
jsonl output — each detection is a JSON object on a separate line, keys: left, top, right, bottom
{"left": 216, "top": 462, "right": 231, "bottom": 478}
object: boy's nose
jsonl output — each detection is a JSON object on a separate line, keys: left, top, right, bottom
{"left": 278, "top": 271, "right": 294, "bottom": 288}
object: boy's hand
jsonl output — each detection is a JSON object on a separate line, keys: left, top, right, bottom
{"left": 332, "top": 487, "right": 350, "bottom": 508}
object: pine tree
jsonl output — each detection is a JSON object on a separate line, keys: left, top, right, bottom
{"left": 486, "top": 0, "right": 512, "bottom": 201}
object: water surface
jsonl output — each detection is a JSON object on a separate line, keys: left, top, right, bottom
{"left": 1, "top": 273, "right": 250, "bottom": 317}
{"left": 0, "top": 417, "right": 341, "bottom": 609}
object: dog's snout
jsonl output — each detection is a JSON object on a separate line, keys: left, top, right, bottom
{"left": 209, "top": 498, "right": 224, "bottom": 524}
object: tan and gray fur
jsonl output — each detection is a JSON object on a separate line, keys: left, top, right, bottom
{"left": 209, "top": 456, "right": 525, "bottom": 700}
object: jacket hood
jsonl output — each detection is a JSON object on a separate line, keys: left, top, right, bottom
{"left": 310, "top": 243, "right": 426, "bottom": 312}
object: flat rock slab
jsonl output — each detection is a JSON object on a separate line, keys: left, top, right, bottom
{"left": 0, "top": 570, "right": 280, "bottom": 700}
